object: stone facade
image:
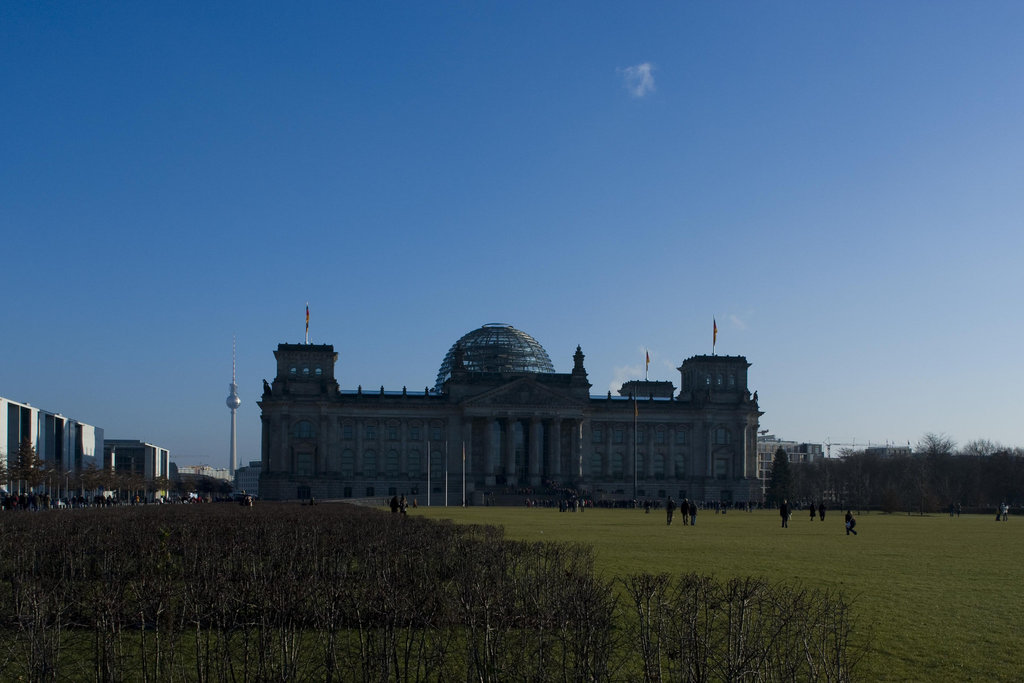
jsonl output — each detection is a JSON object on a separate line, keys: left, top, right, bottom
{"left": 259, "top": 338, "right": 762, "bottom": 503}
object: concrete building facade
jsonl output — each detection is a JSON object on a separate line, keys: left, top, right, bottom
{"left": 259, "top": 324, "right": 763, "bottom": 504}
{"left": 104, "top": 439, "right": 170, "bottom": 480}
{"left": 1, "top": 395, "right": 102, "bottom": 477}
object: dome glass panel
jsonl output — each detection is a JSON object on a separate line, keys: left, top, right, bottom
{"left": 435, "top": 323, "right": 555, "bottom": 392}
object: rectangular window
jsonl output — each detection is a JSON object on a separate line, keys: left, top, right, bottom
{"left": 592, "top": 427, "right": 603, "bottom": 443}
{"left": 613, "top": 429, "right": 624, "bottom": 444}
{"left": 366, "top": 426, "right": 377, "bottom": 440}
{"left": 410, "top": 427, "right": 420, "bottom": 440}
{"left": 676, "top": 430, "right": 687, "bottom": 445}
{"left": 431, "top": 427, "right": 442, "bottom": 440}
{"left": 296, "top": 453, "right": 313, "bottom": 476}
{"left": 388, "top": 427, "right": 399, "bottom": 440}
{"left": 342, "top": 425, "right": 354, "bottom": 439}
{"left": 655, "top": 430, "right": 665, "bottom": 444}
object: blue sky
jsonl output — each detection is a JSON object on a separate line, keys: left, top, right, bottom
{"left": 3, "top": 2, "right": 1023, "bottom": 466}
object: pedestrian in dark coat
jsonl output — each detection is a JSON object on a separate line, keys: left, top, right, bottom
{"left": 780, "top": 499, "right": 790, "bottom": 528}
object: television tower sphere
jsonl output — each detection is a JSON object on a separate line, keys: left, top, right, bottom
{"left": 226, "top": 383, "right": 242, "bottom": 409}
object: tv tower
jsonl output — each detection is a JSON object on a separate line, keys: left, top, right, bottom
{"left": 226, "top": 337, "right": 242, "bottom": 477}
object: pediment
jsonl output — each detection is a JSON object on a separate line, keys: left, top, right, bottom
{"left": 460, "top": 377, "right": 584, "bottom": 411}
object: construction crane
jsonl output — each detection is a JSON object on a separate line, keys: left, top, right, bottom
{"left": 824, "top": 437, "right": 857, "bottom": 459}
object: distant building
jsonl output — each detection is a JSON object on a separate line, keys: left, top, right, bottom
{"left": 176, "top": 464, "right": 232, "bottom": 482}
{"left": 259, "top": 323, "right": 763, "bottom": 504}
{"left": 618, "top": 380, "right": 676, "bottom": 400}
{"left": 104, "top": 440, "right": 170, "bottom": 480}
{"left": 756, "top": 434, "right": 824, "bottom": 497}
{"left": 862, "top": 445, "right": 913, "bottom": 458}
{"left": 234, "top": 460, "right": 261, "bottom": 496}
{"left": 1, "top": 395, "right": 102, "bottom": 476}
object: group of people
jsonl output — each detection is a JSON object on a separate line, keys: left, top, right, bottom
{"left": 665, "top": 497, "right": 698, "bottom": 526}
{"left": 389, "top": 494, "right": 410, "bottom": 515}
{"left": 778, "top": 499, "right": 857, "bottom": 535}
{"left": 996, "top": 502, "right": 1009, "bottom": 521}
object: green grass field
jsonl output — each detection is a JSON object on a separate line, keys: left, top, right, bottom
{"left": 412, "top": 505, "right": 1024, "bottom": 681}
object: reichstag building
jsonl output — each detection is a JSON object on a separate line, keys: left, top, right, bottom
{"left": 258, "top": 324, "right": 762, "bottom": 503}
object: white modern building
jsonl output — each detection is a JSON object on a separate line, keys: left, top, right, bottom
{"left": 1, "top": 395, "right": 102, "bottom": 476}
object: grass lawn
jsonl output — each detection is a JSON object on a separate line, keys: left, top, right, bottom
{"left": 412, "top": 505, "right": 1024, "bottom": 681}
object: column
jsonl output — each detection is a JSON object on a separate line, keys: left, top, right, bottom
{"left": 504, "top": 418, "right": 516, "bottom": 481}
{"left": 318, "top": 414, "right": 329, "bottom": 474}
{"left": 576, "top": 419, "right": 587, "bottom": 480}
{"left": 604, "top": 423, "right": 613, "bottom": 478}
{"left": 627, "top": 423, "right": 636, "bottom": 486}
{"left": 550, "top": 419, "right": 562, "bottom": 478}
{"left": 705, "top": 422, "right": 713, "bottom": 477}
{"left": 399, "top": 420, "right": 408, "bottom": 477}
{"left": 354, "top": 419, "right": 363, "bottom": 475}
{"left": 667, "top": 426, "right": 677, "bottom": 479}
{"left": 462, "top": 418, "right": 473, "bottom": 477}
{"left": 529, "top": 418, "right": 542, "bottom": 485}
{"left": 484, "top": 418, "right": 497, "bottom": 485}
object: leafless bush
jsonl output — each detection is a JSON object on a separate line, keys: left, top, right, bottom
{"left": 0, "top": 506, "right": 857, "bottom": 682}
{"left": 624, "top": 572, "right": 860, "bottom": 683}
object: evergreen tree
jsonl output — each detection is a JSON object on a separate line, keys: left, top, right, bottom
{"left": 16, "top": 439, "right": 44, "bottom": 490}
{"left": 767, "top": 447, "right": 791, "bottom": 505}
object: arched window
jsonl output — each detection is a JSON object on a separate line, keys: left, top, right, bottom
{"left": 340, "top": 449, "right": 354, "bottom": 477}
{"left": 407, "top": 449, "right": 421, "bottom": 477}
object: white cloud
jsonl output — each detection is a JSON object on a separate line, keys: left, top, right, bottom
{"left": 609, "top": 364, "right": 643, "bottom": 393}
{"left": 729, "top": 314, "right": 748, "bottom": 331}
{"left": 619, "top": 62, "right": 655, "bottom": 97}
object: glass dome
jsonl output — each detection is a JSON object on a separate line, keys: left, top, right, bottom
{"left": 435, "top": 323, "right": 555, "bottom": 392}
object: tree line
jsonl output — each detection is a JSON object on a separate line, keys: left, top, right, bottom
{"left": 2, "top": 440, "right": 229, "bottom": 502}
{"left": 0, "top": 503, "right": 859, "bottom": 681}
{"left": 768, "top": 433, "right": 1024, "bottom": 513}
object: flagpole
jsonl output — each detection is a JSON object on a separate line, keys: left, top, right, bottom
{"left": 712, "top": 317, "right": 717, "bottom": 356}
{"left": 305, "top": 303, "right": 310, "bottom": 345}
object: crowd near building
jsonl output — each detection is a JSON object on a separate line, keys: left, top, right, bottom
{"left": 258, "top": 323, "right": 765, "bottom": 504}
